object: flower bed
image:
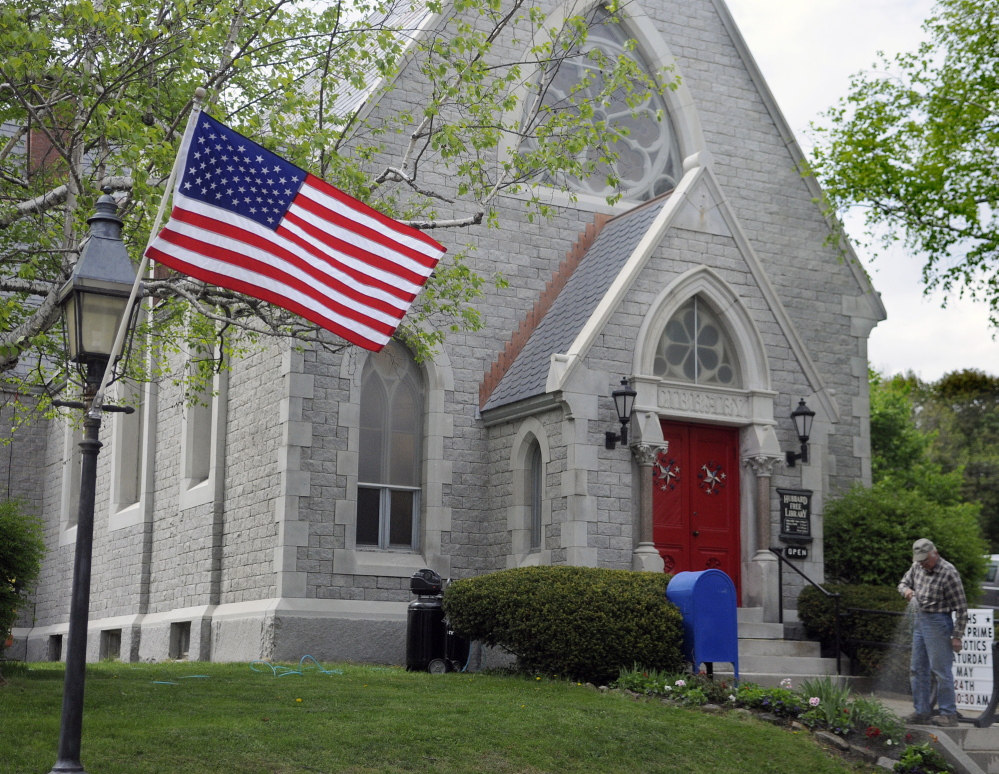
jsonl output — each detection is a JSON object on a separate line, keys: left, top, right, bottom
{"left": 611, "top": 669, "right": 953, "bottom": 773}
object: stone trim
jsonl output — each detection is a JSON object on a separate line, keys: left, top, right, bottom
{"left": 108, "top": 378, "right": 157, "bottom": 532}
{"left": 334, "top": 344, "right": 455, "bottom": 578}
{"left": 506, "top": 417, "right": 553, "bottom": 568}
{"left": 274, "top": 346, "right": 313, "bottom": 598}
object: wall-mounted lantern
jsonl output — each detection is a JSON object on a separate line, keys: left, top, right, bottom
{"left": 785, "top": 398, "right": 816, "bottom": 467}
{"left": 605, "top": 377, "right": 637, "bottom": 450}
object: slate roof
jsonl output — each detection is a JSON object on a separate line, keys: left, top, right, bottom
{"left": 326, "top": 6, "right": 435, "bottom": 117}
{"left": 481, "top": 194, "right": 669, "bottom": 412}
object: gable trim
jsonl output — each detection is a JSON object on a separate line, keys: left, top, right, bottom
{"left": 547, "top": 161, "right": 842, "bottom": 424}
{"left": 707, "top": 0, "right": 887, "bottom": 317}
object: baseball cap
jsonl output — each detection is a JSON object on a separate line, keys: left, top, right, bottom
{"left": 913, "top": 538, "right": 936, "bottom": 562}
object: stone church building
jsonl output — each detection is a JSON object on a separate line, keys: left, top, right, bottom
{"left": 5, "top": 0, "right": 884, "bottom": 665}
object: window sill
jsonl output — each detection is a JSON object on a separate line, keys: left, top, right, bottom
{"left": 109, "top": 501, "right": 145, "bottom": 531}
{"left": 179, "top": 477, "right": 215, "bottom": 510}
{"left": 58, "top": 525, "right": 77, "bottom": 547}
{"left": 333, "top": 549, "right": 426, "bottom": 578}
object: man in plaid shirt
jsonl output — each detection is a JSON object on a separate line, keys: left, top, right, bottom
{"left": 898, "top": 538, "right": 967, "bottom": 727}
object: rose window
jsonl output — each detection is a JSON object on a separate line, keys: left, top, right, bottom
{"left": 524, "top": 7, "right": 682, "bottom": 202}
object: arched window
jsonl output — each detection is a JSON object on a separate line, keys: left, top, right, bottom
{"left": 528, "top": 443, "right": 543, "bottom": 551}
{"left": 654, "top": 296, "right": 742, "bottom": 388}
{"left": 357, "top": 341, "right": 424, "bottom": 550}
{"left": 525, "top": 5, "right": 683, "bottom": 202}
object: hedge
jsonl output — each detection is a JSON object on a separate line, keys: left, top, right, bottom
{"left": 822, "top": 481, "right": 987, "bottom": 601}
{"left": 1, "top": 499, "right": 45, "bottom": 650}
{"left": 443, "top": 566, "right": 685, "bottom": 684}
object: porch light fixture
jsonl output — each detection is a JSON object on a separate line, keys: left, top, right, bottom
{"left": 785, "top": 398, "right": 816, "bottom": 467}
{"left": 605, "top": 377, "right": 637, "bottom": 450}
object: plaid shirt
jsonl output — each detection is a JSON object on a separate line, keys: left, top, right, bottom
{"left": 898, "top": 556, "right": 968, "bottom": 638}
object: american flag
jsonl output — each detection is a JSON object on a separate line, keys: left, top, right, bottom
{"left": 145, "top": 112, "right": 445, "bottom": 351}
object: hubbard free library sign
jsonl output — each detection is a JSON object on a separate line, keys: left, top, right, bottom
{"left": 955, "top": 609, "right": 994, "bottom": 712}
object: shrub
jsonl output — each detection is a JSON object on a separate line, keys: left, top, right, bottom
{"left": 823, "top": 481, "right": 987, "bottom": 600}
{"left": 443, "top": 566, "right": 684, "bottom": 684}
{"left": 0, "top": 500, "right": 45, "bottom": 650}
{"left": 797, "top": 585, "right": 909, "bottom": 677}
{"left": 735, "top": 683, "right": 807, "bottom": 718}
{"left": 850, "top": 695, "right": 905, "bottom": 749}
{"left": 894, "top": 742, "right": 955, "bottom": 773}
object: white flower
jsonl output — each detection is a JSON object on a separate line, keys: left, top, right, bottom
{"left": 663, "top": 685, "right": 673, "bottom": 692}
{"left": 728, "top": 694, "right": 737, "bottom": 702}
{"left": 809, "top": 697, "right": 820, "bottom": 707}
{"left": 675, "top": 679, "right": 686, "bottom": 687}
{"left": 780, "top": 678, "right": 793, "bottom": 689}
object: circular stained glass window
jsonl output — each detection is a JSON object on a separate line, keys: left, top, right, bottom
{"left": 524, "top": 7, "right": 682, "bottom": 203}
{"left": 654, "top": 297, "right": 741, "bottom": 388}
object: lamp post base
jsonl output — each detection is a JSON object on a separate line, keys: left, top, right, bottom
{"left": 51, "top": 759, "right": 90, "bottom": 774}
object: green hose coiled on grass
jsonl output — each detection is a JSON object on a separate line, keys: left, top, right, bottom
{"left": 249, "top": 655, "right": 343, "bottom": 677}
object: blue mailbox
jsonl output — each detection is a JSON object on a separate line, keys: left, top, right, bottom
{"left": 666, "top": 569, "right": 739, "bottom": 682}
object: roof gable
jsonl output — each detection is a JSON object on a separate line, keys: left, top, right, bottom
{"left": 481, "top": 195, "right": 670, "bottom": 412}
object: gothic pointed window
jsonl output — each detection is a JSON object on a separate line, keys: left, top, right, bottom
{"left": 525, "top": 5, "right": 682, "bottom": 202}
{"left": 528, "top": 443, "right": 543, "bottom": 551}
{"left": 357, "top": 341, "right": 424, "bottom": 551}
{"left": 654, "top": 296, "right": 742, "bottom": 388}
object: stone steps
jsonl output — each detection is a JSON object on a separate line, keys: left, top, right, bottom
{"left": 703, "top": 607, "right": 842, "bottom": 687}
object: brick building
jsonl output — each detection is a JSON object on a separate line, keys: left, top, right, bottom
{"left": 5, "top": 0, "right": 884, "bottom": 664}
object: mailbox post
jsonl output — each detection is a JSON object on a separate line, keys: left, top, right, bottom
{"left": 666, "top": 569, "right": 740, "bottom": 682}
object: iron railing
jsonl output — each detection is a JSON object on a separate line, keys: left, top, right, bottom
{"left": 769, "top": 547, "right": 841, "bottom": 675}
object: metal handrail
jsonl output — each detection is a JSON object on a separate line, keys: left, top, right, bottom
{"left": 769, "top": 547, "right": 842, "bottom": 675}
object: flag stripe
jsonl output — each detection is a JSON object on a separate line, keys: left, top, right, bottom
{"left": 167, "top": 203, "right": 416, "bottom": 313}
{"left": 282, "top": 207, "right": 428, "bottom": 291}
{"left": 147, "top": 248, "right": 388, "bottom": 350}
{"left": 304, "top": 174, "right": 443, "bottom": 259}
{"left": 153, "top": 217, "right": 401, "bottom": 332}
{"left": 296, "top": 183, "right": 439, "bottom": 273}
{"left": 289, "top": 189, "right": 436, "bottom": 278}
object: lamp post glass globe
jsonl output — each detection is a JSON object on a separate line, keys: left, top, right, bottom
{"left": 59, "top": 189, "right": 137, "bottom": 368}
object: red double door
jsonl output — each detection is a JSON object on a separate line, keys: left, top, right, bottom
{"left": 653, "top": 421, "right": 741, "bottom": 601}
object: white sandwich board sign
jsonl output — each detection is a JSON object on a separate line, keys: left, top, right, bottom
{"left": 954, "top": 608, "right": 994, "bottom": 712}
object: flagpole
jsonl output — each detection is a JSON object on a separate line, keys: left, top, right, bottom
{"left": 87, "top": 86, "right": 207, "bottom": 418}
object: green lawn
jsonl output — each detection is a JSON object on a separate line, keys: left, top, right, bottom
{"left": 1, "top": 661, "right": 875, "bottom": 774}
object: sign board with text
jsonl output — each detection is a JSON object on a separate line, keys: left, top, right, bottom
{"left": 777, "top": 488, "right": 812, "bottom": 544}
{"left": 954, "top": 608, "right": 994, "bottom": 712}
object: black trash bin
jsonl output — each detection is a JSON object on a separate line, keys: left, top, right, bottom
{"left": 406, "top": 569, "right": 446, "bottom": 672}
{"left": 406, "top": 569, "right": 468, "bottom": 673}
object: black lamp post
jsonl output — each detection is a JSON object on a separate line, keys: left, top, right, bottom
{"left": 605, "top": 377, "right": 638, "bottom": 450}
{"left": 50, "top": 190, "right": 138, "bottom": 774}
{"left": 785, "top": 398, "right": 816, "bottom": 467}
